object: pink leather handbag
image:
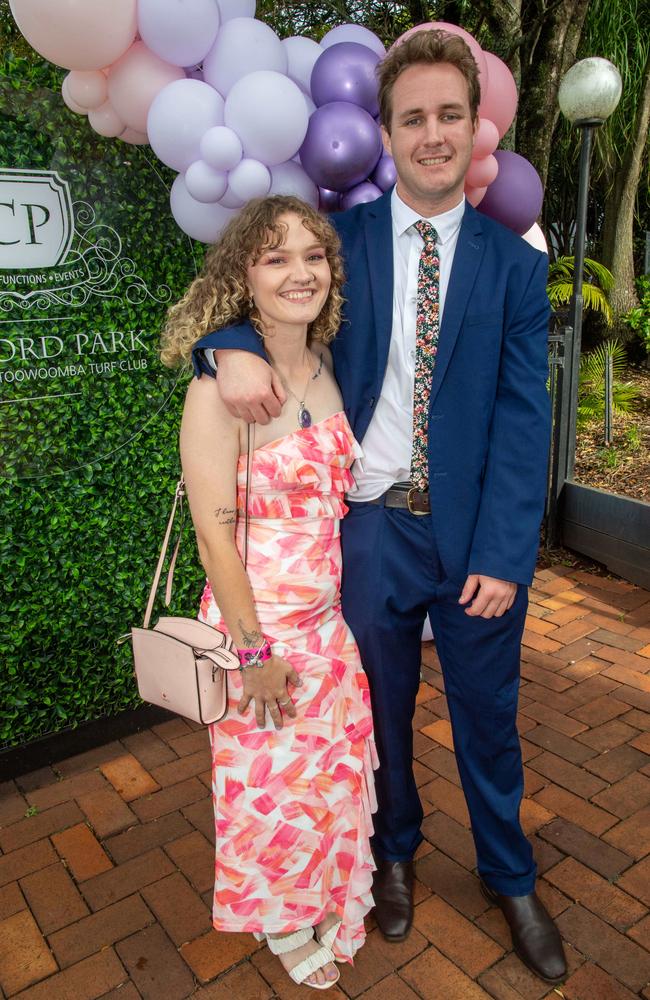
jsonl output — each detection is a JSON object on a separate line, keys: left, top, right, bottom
{"left": 126, "top": 434, "right": 253, "bottom": 725}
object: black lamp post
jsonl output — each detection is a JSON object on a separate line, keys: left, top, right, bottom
{"left": 546, "top": 57, "right": 622, "bottom": 546}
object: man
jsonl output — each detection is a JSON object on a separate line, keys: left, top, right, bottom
{"left": 192, "top": 30, "right": 566, "bottom": 984}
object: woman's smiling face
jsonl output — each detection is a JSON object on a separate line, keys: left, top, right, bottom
{"left": 246, "top": 212, "right": 332, "bottom": 334}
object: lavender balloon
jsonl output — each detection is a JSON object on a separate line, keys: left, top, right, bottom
{"left": 300, "top": 102, "right": 382, "bottom": 192}
{"left": 341, "top": 181, "right": 382, "bottom": 210}
{"left": 311, "top": 42, "right": 380, "bottom": 117}
{"left": 319, "top": 187, "right": 340, "bottom": 212}
{"left": 320, "top": 24, "right": 386, "bottom": 58}
{"left": 269, "top": 161, "right": 319, "bottom": 208}
{"left": 371, "top": 153, "right": 397, "bottom": 192}
{"left": 476, "top": 150, "right": 543, "bottom": 236}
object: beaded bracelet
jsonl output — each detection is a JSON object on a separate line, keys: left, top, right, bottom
{"left": 237, "top": 639, "right": 272, "bottom": 671}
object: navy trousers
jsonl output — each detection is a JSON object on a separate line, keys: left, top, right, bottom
{"left": 340, "top": 501, "right": 536, "bottom": 896}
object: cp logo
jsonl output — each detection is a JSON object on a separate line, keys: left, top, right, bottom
{"left": 0, "top": 169, "right": 73, "bottom": 270}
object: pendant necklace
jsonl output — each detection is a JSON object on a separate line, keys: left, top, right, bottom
{"left": 281, "top": 351, "right": 324, "bottom": 429}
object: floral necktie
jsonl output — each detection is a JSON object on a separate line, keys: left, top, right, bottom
{"left": 410, "top": 220, "right": 440, "bottom": 491}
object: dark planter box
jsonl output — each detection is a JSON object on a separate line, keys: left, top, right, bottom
{"left": 0, "top": 704, "right": 174, "bottom": 782}
{"left": 562, "top": 482, "right": 650, "bottom": 589}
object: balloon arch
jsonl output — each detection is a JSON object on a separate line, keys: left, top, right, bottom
{"left": 9, "top": 0, "right": 546, "bottom": 248}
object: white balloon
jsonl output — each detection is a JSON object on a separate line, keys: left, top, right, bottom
{"left": 185, "top": 159, "right": 228, "bottom": 202}
{"left": 203, "top": 17, "right": 286, "bottom": 95}
{"left": 200, "top": 125, "right": 243, "bottom": 170}
{"left": 170, "top": 174, "right": 237, "bottom": 241}
{"left": 147, "top": 78, "right": 224, "bottom": 172}
{"left": 219, "top": 184, "right": 246, "bottom": 208}
{"left": 61, "top": 76, "right": 88, "bottom": 115}
{"left": 217, "top": 0, "right": 256, "bottom": 21}
{"left": 88, "top": 99, "right": 125, "bottom": 137}
{"left": 138, "top": 0, "right": 220, "bottom": 67}
{"left": 224, "top": 70, "right": 308, "bottom": 166}
{"left": 320, "top": 24, "right": 386, "bottom": 57}
{"left": 228, "top": 158, "right": 271, "bottom": 200}
{"left": 282, "top": 36, "right": 322, "bottom": 94}
{"left": 521, "top": 223, "right": 548, "bottom": 254}
{"left": 268, "top": 161, "right": 318, "bottom": 208}
{"left": 303, "top": 93, "right": 316, "bottom": 116}
{"left": 66, "top": 69, "right": 107, "bottom": 110}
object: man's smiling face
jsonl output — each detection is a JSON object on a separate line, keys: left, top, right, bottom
{"left": 382, "top": 61, "right": 477, "bottom": 217}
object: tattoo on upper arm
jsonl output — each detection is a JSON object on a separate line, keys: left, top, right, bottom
{"left": 238, "top": 620, "right": 263, "bottom": 647}
{"left": 214, "top": 505, "right": 236, "bottom": 525}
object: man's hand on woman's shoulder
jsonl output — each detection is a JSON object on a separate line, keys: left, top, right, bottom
{"left": 215, "top": 349, "right": 287, "bottom": 424}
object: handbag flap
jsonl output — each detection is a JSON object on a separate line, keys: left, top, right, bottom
{"left": 155, "top": 616, "right": 229, "bottom": 649}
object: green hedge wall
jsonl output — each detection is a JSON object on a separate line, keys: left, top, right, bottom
{"left": 0, "top": 46, "right": 206, "bottom": 748}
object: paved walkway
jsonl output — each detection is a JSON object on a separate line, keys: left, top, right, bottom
{"left": 1, "top": 564, "right": 649, "bottom": 1000}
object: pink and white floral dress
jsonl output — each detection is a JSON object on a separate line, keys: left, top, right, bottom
{"left": 199, "top": 410, "right": 378, "bottom": 964}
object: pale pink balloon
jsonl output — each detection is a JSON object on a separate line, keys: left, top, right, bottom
{"left": 9, "top": 0, "right": 137, "bottom": 71}
{"left": 465, "top": 184, "right": 487, "bottom": 207}
{"left": 61, "top": 76, "right": 88, "bottom": 115}
{"left": 392, "top": 22, "right": 488, "bottom": 103}
{"left": 118, "top": 127, "right": 149, "bottom": 145}
{"left": 108, "top": 41, "right": 184, "bottom": 133}
{"left": 88, "top": 100, "right": 125, "bottom": 138}
{"left": 66, "top": 70, "right": 108, "bottom": 111}
{"left": 521, "top": 223, "right": 548, "bottom": 253}
{"left": 479, "top": 51, "right": 518, "bottom": 139}
{"left": 472, "top": 118, "right": 499, "bottom": 159}
{"left": 465, "top": 153, "right": 498, "bottom": 189}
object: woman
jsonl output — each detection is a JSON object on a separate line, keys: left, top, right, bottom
{"left": 161, "top": 196, "right": 377, "bottom": 990}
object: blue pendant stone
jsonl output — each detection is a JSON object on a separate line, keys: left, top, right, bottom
{"left": 298, "top": 406, "right": 312, "bottom": 429}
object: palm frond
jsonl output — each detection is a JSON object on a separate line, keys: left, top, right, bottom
{"left": 547, "top": 256, "right": 614, "bottom": 324}
{"left": 577, "top": 338, "right": 641, "bottom": 423}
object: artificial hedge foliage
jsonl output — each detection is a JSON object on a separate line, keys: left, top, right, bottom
{"left": 0, "top": 42, "right": 207, "bottom": 748}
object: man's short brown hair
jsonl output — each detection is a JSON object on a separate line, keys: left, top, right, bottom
{"left": 378, "top": 29, "right": 481, "bottom": 132}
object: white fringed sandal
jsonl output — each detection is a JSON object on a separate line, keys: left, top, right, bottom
{"left": 266, "top": 927, "right": 340, "bottom": 990}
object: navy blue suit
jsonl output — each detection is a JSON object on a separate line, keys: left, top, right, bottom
{"left": 193, "top": 190, "right": 551, "bottom": 895}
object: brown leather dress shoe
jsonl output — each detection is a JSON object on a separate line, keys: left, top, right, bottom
{"left": 480, "top": 881, "right": 566, "bottom": 983}
{"left": 372, "top": 860, "right": 414, "bottom": 942}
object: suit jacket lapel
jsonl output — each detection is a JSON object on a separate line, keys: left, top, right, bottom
{"left": 363, "top": 191, "right": 394, "bottom": 386}
{"left": 430, "top": 204, "right": 485, "bottom": 404}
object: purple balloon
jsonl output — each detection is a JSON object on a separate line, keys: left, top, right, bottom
{"left": 319, "top": 187, "right": 341, "bottom": 212}
{"left": 371, "top": 153, "right": 397, "bottom": 192}
{"left": 300, "top": 101, "right": 382, "bottom": 192}
{"left": 341, "top": 181, "right": 382, "bottom": 210}
{"left": 476, "top": 150, "right": 543, "bottom": 235}
{"left": 311, "top": 42, "right": 380, "bottom": 117}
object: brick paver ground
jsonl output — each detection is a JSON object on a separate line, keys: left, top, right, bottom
{"left": 1, "top": 564, "right": 649, "bottom": 999}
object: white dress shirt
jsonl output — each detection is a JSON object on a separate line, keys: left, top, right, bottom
{"left": 347, "top": 189, "right": 466, "bottom": 501}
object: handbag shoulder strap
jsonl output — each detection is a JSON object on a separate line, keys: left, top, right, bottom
{"left": 143, "top": 423, "right": 256, "bottom": 628}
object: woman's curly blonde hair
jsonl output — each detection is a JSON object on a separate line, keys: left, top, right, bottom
{"left": 160, "top": 195, "right": 345, "bottom": 368}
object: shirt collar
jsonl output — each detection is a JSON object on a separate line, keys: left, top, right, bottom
{"left": 391, "top": 187, "right": 466, "bottom": 245}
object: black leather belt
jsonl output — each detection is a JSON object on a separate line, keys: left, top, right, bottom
{"left": 366, "top": 483, "right": 431, "bottom": 515}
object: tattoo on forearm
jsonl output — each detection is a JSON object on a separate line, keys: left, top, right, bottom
{"left": 214, "top": 505, "right": 236, "bottom": 525}
{"left": 238, "top": 620, "right": 263, "bottom": 646}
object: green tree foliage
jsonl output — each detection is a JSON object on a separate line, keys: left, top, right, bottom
{"left": 542, "top": 0, "right": 650, "bottom": 321}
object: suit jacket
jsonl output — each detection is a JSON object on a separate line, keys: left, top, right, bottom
{"left": 192, "top": 190, "right": 551, "bottom": 586}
